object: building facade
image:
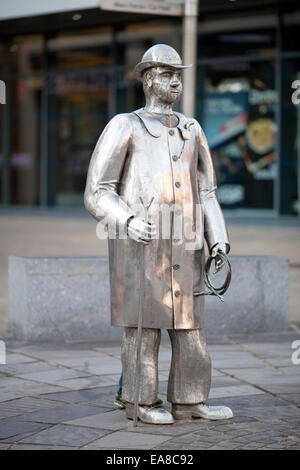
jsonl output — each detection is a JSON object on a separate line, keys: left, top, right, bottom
{"left": 0, "top": 0, "right": 299, "bottom": 217}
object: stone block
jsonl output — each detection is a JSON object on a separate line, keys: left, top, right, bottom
{"left": 8, "top": 255, "right": 289, "bottom": 341}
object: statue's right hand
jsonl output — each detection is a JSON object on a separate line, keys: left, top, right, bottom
{"left": 127, "top": 217, "right": 156, "bottom": 244}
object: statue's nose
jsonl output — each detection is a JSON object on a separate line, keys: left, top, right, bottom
{"left": 171, "top": 79, "right": 180, "bottom": 87}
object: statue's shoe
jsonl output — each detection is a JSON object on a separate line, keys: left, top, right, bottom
{"left": 172, "top": 403, "right": 233, "bottom": 421}
{"left": 126, "top": 403, "right": 174, "bottom": 424}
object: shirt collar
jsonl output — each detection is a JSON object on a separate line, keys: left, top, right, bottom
{"left": 133, "top": 108, "right": 193, "bottom": 140}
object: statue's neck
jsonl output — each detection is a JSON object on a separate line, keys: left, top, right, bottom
{"left": 144, "top": 98, "right": 178, "bottom": 127}
{"left": 144, "top": 97, "right": 174, "bottom": 116}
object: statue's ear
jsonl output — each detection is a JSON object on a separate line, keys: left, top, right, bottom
{"left": 145, "top": 70, "right": 153, "bottom": 87}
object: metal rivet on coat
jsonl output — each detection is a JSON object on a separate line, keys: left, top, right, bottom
{"left": 175, "top": 181, "right": 181, "bottom": 188}
{"left": 172, "top": 155, "right": 178, "bottom": 161}
{"left": 169, "top": 129, "right": 174, "bottom": 136}
{"left": 174, "top": 290, "right": 180, "bottom": 297}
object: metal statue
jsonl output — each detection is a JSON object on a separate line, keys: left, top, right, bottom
{"left": 84, "top": 44, "right": 233, "bottom": 424}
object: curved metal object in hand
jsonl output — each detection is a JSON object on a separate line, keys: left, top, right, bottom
{"left": 193, "top": 252, "right": 232, "bottom": 302}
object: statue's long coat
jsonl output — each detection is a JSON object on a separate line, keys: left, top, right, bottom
{"left": 84, "top": 108, "right": 229, "bottom": 329}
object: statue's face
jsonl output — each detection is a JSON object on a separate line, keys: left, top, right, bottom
{"left": 146, "top": 66, "right": 182, "bottom": 105}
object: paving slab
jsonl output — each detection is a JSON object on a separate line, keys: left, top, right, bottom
{"left": 41, "top": 385, "right": 118, "bottom": 405}
{"left": 0, "top": 417, "right": 50, "bottom": 439}
{"left": 260, "top": 383, "right": 300, "bottom": 394}
{"left": 19, "top": 424, "right": 110, "bottom": 447}
{"left": 208, "top": 385, "right": 264, "bottom": 399}
{"left": 278, "top": 366, "right": 300, "bottom": 376}
{"left": 1, "top": 333, "right": 300, "bottom": 450}
{"left": 0, "top": 427, "right": 53, "bottom": 444}
{"left": 63, "top": 409, "right": 128, "bottom": 430}
{"left": 124, "top": 419, "right": 231, "bottom": 437}
{"left": 245, "top": 375, "right": 300, "bottom": 388}
{"left": 82, "top": 430, "right": 171, "bottom": 449}
{"left": 1, "top": 361, "right": 68, "bottom": 377}
{"left": 22, "top": 403, "right": 106, "bottom": 424}
{"left": 5, "top": 353, "right": 37, "bottom": 364}
{"left": 211, "top": 376, "right": 244, "bottom": 388}
{"left": 47, "top": 355, "right": 122, "bottom": 375}
{"left": 220, "top": 367, "right": 284, "bottom": 377}
{"left": 0, "top": 377, "right": 68, "bottom": 402}
{"left": 212, "top": 358, "right": 265, "bottom": 369}
{"left": 15, "top": 368, "right": 91, "bottom": 384}
{"left": 0, "top": 444, "right": 11, "bottom": 449}
{"left": 0, "top": 396, "right": 63, "bottom": 419}
{"left": 279, "top": 393, "right": 300, "bottom": 405}
{"left": 52, "top": 375, "right": 120, "bottom": 390}
{"left": 10, "top": 444, "right": 77, "bottom": 450}
{"left": 267, "top": 357, "right": 298, "bottom": 367}
{"left": 207, "top": 393, "right": 287, "bottom": 408}
{"left": 211, "top": 369, "right": 225, "bottom": 377}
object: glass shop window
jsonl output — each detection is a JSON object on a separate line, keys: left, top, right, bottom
{"left": 197, "top": 60, "right": 277, "bottom": 214}
{"left": 47, "top": 27, "right": 113, "bottom": 70}
{"left": 198, "top": 18, "right": 276, "bottom": 59}
{"left": 281, "top": 58, "right": 300, "bottom": 215}
{"left": 282, "top": 8, "right": 300, "bottom": 52}
{"left": 0, "top": 41, "right": 6, "bottom": 73}
{"left": 5, "top": 35, "right": 44, "bottom": 74}
{"left": 0, "top": 87, "right": 3, "bottom": 204}
{"left": 9, "top": 77, "right": 43, "bottom": 205}
{"left": 47, "top": 70, "right": 110, "bottom": 206}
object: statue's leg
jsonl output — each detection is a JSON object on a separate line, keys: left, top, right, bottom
{"left": 168, "top": 328, "right": 233, "bottom": 421}
{"left": 167, "top": 328, "right": 212, "bottom": 405}
{"left": 121, "top": 326, "right": 160, "bottom": 406}
{"left": 121, "top": 326, "right": 174, "bottom": 424}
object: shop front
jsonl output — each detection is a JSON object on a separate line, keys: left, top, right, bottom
{"left": 0, "top": 2, "right": 299, "bottom": 216}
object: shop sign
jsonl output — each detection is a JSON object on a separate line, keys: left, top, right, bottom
{"left": 99, "top": 0, "right": 184, "bottom": 16}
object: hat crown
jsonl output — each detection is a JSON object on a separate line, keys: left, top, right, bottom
{"left": 141, "top": 44, "right": 182, "bottom": 67}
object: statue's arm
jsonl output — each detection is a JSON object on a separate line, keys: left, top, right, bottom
{"left": 84, "top": 114, "right": 135, "bottom": 231}
{"left": 196, "top": 122, "right": 230, "bottom": 255}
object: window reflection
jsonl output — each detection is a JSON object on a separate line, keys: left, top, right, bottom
{"left": 9, "top": 78, "right": 43, "bottom": 205}
{"left": 47, "top": 27, "right": 113, "bottom": 70}
{"left": 7, "top": 35, "right": 44, "bottom": 74}
{"left": 48, "top": 71, "right": 110, "bottom": 206}
{"left": 198, "top": 60, "right": 277, "bottom": 212}
{"left": 282, "top": 59, "right": 300, "bottom": 215}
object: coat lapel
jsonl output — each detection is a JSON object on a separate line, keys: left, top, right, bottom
{"left": 133, "top": 108, "right": 163, "bottom": 137}
{"left": 133, "top": 108, "right": 194, "bottom": 140}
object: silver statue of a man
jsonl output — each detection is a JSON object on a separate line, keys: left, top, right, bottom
{"left": 84, "top": 44, "right": 233, "bottom": 424}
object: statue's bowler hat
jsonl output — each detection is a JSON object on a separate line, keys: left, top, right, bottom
{"left": 134, "top": 44, "right": 192, "bottom": 81}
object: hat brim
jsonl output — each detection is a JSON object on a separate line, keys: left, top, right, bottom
{"left": 134, "top": 61, "right": 192, "bottom": 81}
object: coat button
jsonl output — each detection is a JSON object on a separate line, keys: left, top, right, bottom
{"left": 174, "top": 290, "right": 180, "bottom": 297}
{"left": 173, "top": 264, "right": 180, "bottom": 270}
{"left": 175, "top": 181, "right": 181, "bottom": 188}
{"left": 172, "top": 155, "right": 178, "bottom": 161}
{"left": 169, "top": 129, "right": 174, "bottom": 136}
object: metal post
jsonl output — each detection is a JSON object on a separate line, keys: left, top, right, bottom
{"left": 133, "top": 196, "right": 154, "bottom": 426}
{"left": 182, "top": 0, "right": 198, "bottom": 117}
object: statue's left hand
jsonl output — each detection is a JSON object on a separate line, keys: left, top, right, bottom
{"left": 211, "top": 243, "right": 227, "bottom": 273}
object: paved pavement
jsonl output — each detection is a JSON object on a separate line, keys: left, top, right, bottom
{"left": 0, "top": 331, "right": 299, "bottom": 450}
{"left": 0, "top": 212, "right": 300, "bottom": 331}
